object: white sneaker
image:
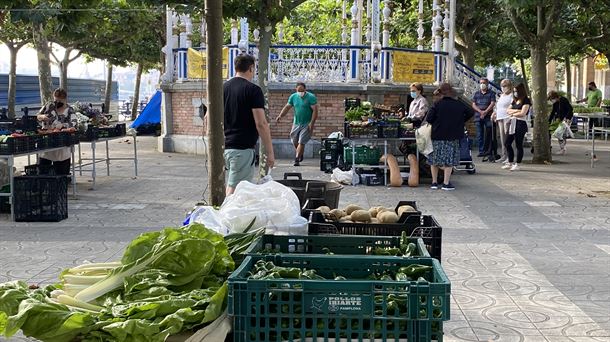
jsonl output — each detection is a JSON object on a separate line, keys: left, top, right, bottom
{"left": 510, "top": 163, "right": 520, "bottom": 171}
{"left": 555, "top": 148, "right": 566, "bottom": 155}
{"left": 501, "top": 163, "right": 512, "bottom": 170}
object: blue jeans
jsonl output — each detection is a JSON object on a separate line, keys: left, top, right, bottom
{"left": 476, "top": 119, "right": 486, "bottom": 154}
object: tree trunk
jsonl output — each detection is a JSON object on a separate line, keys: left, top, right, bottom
{"left": 59, "top": 52, "right": 69, "bottom": 90}
{"left": 131, "top": 63, "right": 143, "bottom": 121}
{"left": 7, "top": 44, "right": 19, "bottom": 118}
{"left": 457, "top": 31, "right": 476, "bottom": 67}
{"left": 519, "top": 57, "right": 530, "bottom": 95}
{"left": 255, "top": 23, "right": 275, "bottom": 180}
{"left": 33, "top": 25, "right": 53, "bottom": 105}
{"left": 104, "top": 62, "right": 113, "bottom": 114}
{"left": 205, "top": 0, "right": 226, "bottom": 206}
{"left": 565, "top": 55, "right": 572, "bottom": 102}
{"left": 530, "top": 45, "right": 551, "bottom": 164}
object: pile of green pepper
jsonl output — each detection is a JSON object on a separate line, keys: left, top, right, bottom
{"left": 248, "top": 260, "right": 325, "bottom": 280}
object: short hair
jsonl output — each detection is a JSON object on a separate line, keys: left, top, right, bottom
{"left": 500, "top": 79, "right": 512, "bottom": 88}
{"left": 514, "top": 83, "right": 528, "bottom": 101}
{"left": 410, "top": 82, "right": 424, "bottom": 93}
{"left": 438, "top": 83, "right": 455, "bottom": 97}
{"left": 589, "top": 81, "right": 597, "bottom": 88}
{"left": 547, "top": 90, "right": 559, "bottom": 100}
{"left": 479, "top": 77, "right": 489, "bottom": 83}
{"left": 234, "top": 54, "right": 255, "bottom": 73}
{"left": 296, "top": 82, "right": 306, "bottom": 89}
{"left": 53, "top": 88, "right": 67, "bottom": 99}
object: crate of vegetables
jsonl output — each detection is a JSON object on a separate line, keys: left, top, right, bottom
{"left": 228, "top": 254, "right": 450, "bottom": 342}
{"left": 247, "top": 234, "right": 431, "bottom": 258}
{"left": 0, "top": 134, "right": 31, "bottom": 155}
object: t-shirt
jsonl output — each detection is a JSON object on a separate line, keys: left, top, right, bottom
{"left": 287, "top": 92, "right": 317, "bottom": 125}
{"left": 223, "top": 77, "right": 265, "bottom": 150}
{"left": 586, "top": 88, "right": 602, "bottom": 107}
{"left": 472, "top": 90, "right": 496, "bottom": 121}
{"left": 495, "top": 93, "right": 513, "bottom": 120}
{"left": 510, "top": 97, "right": 531, "bottom": 122}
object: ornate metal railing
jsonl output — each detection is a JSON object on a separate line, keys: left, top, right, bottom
{"left": 269, "top": 45, "right": 370, "bottom": 83}
{"left": 453, "top": 59, "right": 501, "bottom": 99}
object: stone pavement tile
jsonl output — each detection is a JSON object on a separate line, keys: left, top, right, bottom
{"left": 537, "top": 315, "right": 610, "bottom": 338}
{"left": 443, "top": 320, "right": 478, "bottom": 341}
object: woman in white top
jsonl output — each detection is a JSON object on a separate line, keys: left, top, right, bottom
{"left": 407, "top": 82, "right": 429, "bottom": 128}
{"left": 36, "top": 88, "right": 75, "bottom": 175}
{"left": 492, "top": 79, "right": 513, "bottom": 163}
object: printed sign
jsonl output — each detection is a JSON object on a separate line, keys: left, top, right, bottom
{"left": 307, "top": 295, "right": 370, "bottom": 314}
{"left": 187, "top": 47, "right": 229, "bottom": 79}
{"left": 393, "top": 51, "right": 435, "bottom": 83}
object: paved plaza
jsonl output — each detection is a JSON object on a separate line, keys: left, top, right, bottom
{"left": 1, "top": 136, "right": 609, "bottom": 341}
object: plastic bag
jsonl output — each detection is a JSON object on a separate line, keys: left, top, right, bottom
{"left": 331, "top": 168, "right": 359, "bottom": 185}
{"left": 186, "top": 206, "right": 230, "bottom": 235}
{"left": 219, "top": 181, "right": 303, "bottom": 234}
{"left": 562, "top": 121, "right": 574, "bottom": 139}
{"left": 552, "top": 121, "right": 567, "bottom": 140}
{"left": 328, "top": 131, "right": 344, "bottom": 139}
{"left": 416, "top": 123, "right": 433, "bottom": 156}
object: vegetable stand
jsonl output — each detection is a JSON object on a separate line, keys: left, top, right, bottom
{"left": 0, "top": 145, "right": 77, "bottom": 221}
{"left": 346, "top": 137, "right": 418, "bottom": 186}
{"left": 75, "top": 135, "right": 138, "bottom": 189}
{"left": 573, "top": 112, "right": 609, "bottom": 140}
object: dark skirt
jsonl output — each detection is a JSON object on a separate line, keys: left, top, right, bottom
{"left": 428, "top": 139, "right": 460, "bottom": 166}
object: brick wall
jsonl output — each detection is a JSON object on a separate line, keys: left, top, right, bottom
{"left": 169, "top": 83, "right": 415, "bottom": 139}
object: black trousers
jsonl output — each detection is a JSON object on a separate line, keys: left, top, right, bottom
{"left": 505, "top": 120, "right": 528, "bottom": 163}
{"left": 482, "top": 118, "right": 498, "bottom": 159}
{"left": 39, "top": 158, "right": 71, "bottom": 175}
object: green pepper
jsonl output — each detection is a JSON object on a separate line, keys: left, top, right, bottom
{"left": 277, "top": 267, "right": 301, "bottom": 279}
{"left": 417, "top": 276, "right": 428, "bottom": 283}
{"left": 433, "top": 308, "right": 443, "bottom": 319}
{"left": 322, "top": 247, "right": 334, "bottom": 255}
{"left": 387, "top": 300, "right": 398, "bottom": 315}
{"left": 380, "top": 274, "right": 393, "bottom": 281}
{"left": 334, "top": 275, "right": 347, "bottom": 280}
{"left": 371, "top": 247, "right": 391, "bottom": 255}
{"left": 419, "top": 308, "right": 428, "bottom": 318}
{"left": 398, "top": 265, "right": 432, "bottom": 278}
{"left": 403, "top": 242, "right": 417, "bottom": 257}
{"left": 386, "top": 247, "right": 402, "bottom": 256}
{"left": 400, "top": 231, "right": 408, "bottom": 250}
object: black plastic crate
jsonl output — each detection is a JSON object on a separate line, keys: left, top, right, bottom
{"left": 28, "top": 135, "right": 44, "bottom": 151}
{"left": 24, "top": 164, "right": 56, "bottom": 176}
{"left": 378, "top": 121, "right": 401, "bottom": 138}
{"left": 322, "top": 138, "right": 343, "bottom": 152}
{"left": 0, "top": 135, "right": 31, "bottom": 155}
{"left": 114, "top": 123, "right": 127, "bottom": 137}
{"left": 320, "top": 148, "right": 339, "bottom": 162}
{"left": 345, "top": 122, "right": 379, "bottom": 139}
{"left": 360, "top": 173, "right": 386, "bottom": 186}
{"left": 320, "top": 160, "right": 337, "bottom": 173}
{"left": 13, "top": 176, "right": 68, "bottom": 222}
{"left": 400, "top": 127, "right": 416, "bottom": 138}
{"left": 0, "top": 184, "right": 9, "bottom": 214}
{"left": 344, "top": 97, "right": 361, "bottom": 111}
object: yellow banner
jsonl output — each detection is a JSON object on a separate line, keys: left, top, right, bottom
{"left": 594, "top": 54, "right": 608, "bottom": 70}
{"left": 187, "top": 47, "right": 229, "bottom": 79}
{"left": 393, "top": 51, "right": 435, "bottom": 83}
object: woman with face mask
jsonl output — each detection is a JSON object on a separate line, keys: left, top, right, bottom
{"left": 36, "top": 88, "right": 75, "bottom": 175}
{"left": 547, "top": 91, "right": 574, "bottom": 154}
{"left": 492, "top": 79, "right": 513, "bottom": 164}
{"left": 407, "top": 82, "right": 429, "bottom": 128}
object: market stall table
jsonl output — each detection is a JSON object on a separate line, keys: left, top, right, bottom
{"left": 0, "top": 145, "right": 77, "bottom": 221}
{"left": 573, "top": 112, "right": 609, "bottom": 140}
{"left": 75, "top": 134, "right": 138, "bottom": 189}
{"left": 347, "top": 137, "right": 418, "bottom": 185}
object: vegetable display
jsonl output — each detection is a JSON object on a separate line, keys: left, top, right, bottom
{"left": 317, "top": 204, "right": 417, "bottom": 224}
{"left": 0, "top": 223, "right": 263, "bottom": 342}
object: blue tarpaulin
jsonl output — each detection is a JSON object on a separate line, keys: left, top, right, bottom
{"left": 131, "top": 90, "right": 161, "bottom": 128}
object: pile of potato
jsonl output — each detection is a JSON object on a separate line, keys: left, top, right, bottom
{"left": 316, "top": 204, "right": 417, "bottom": 224}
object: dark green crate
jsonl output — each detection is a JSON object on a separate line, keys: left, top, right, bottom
{"left": 344, "top": 145, "right": 382, "bottom": 165}
{"left": 228, "top": 255, "right": 450, "bottom": 342}
{"left": 247, "top": 235, "right": 430, "bottom": 258}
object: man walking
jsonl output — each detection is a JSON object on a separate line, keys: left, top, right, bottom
{"left": 472, "top": 78, "right": 497, "bottom": 158}
{"left": 275, "top": 82, "right": 319, "bottom": 166}
{"left": 223, "top": 54, "right": 275, "bottom": 195}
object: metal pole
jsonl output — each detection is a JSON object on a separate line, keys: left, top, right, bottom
{"left": 133, "top": 135, "right": 138, "bottom": 177}
{"left": 105, "top": 140, "right": 110, "bottom": 176}
{"left": 91, "top": 141, "right": 96, "bottom": 190}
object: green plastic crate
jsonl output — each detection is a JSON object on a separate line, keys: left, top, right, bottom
{"left": 247, "top": 235, "right": 431, "bottom": 258}
{"left": 344, "top": 145, "right": 382, "bottom": 165}
{"left": 228, "top": 255, "right": 450, "bottom": 342}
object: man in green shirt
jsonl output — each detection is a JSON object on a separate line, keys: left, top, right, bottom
{"left": 578, "top": 81, "right": 603, "bottom": 107}
{"left": 276, "top": 82, "right": 319, "bottom": 166}
{"left": 577, "top": 81, "right": 604, "bottom": 132}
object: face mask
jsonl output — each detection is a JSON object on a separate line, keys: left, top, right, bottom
{"left": 501, "top": 86, "right": 510, "bottom": 94}
{"left": 588, "top": 87, "right": 593, "bottom": 91}
{"left": 513, "top": 92, "right": 518, "bottom": 98}
{"left": 480, "top": 84, "right": 488, "bottom": 91}
{"left": 410, "top": 91, "right": 418, "bottom": 98}
{"left": 297, "top": 91, "right": 305, "bottom": 97}
{"left": 550, "top": 99, "right": 558, "bottom": 104}
{"left": 54, "top": 101, "right": 64, "bottom": 109}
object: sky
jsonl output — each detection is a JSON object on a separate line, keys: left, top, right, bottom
{"left": 0, "top": 44, "right": 160, "bottom": 101}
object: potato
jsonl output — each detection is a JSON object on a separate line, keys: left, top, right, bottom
{"left": 376, "top": 207, "right": 391, "bottom": 216}
{"left": 328, "top": 209, "right": 346, "bottom": 221}
{"left": 345, "top": 204, "right": 364, "bottom": 215}
{"left": 397, "top": 205, "right": 417, "bottom": 218}
{"left": 339, "top": 215, "right": 352, "bottom": 222}
{"left": 378, "top": 211, "right": 399, "bottom": 223}
{"left": 368, "top": 207, "right": 379, "bottom": 218}
{"left": 351, "top": 209, "right": 371, "bottom": 223}
{"left": 371, "top": 218, "right": 379, "bottom": 224}
{"left": 316, "top": 206, "right": 331, "bottom": 214}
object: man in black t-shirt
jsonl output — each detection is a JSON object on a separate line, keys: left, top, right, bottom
{"left": 223, "top": 54, "right": 275, "bottom": 195}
